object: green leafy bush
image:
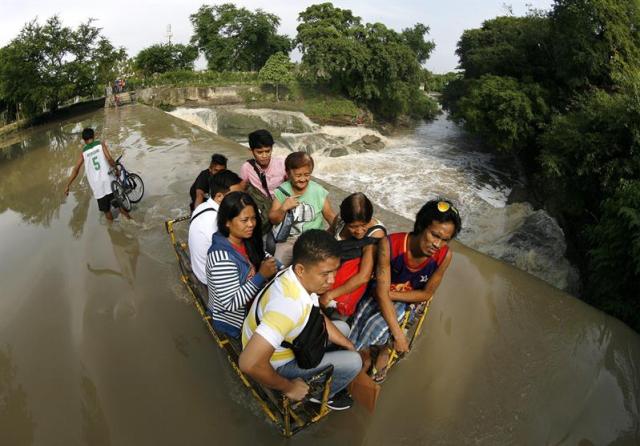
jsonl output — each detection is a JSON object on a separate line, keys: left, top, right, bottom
{"left": 454, "top": 75, "right": 548, "bottom": 153}
{"left": 585, "top": 180, "right": 640, "bottom": 331}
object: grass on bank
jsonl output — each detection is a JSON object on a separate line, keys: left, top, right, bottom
{"left": 129, "top": 70, "right": 364, "bottom": 124}
{"left": 244, "top": 82, "right": 363, "bottom": 124}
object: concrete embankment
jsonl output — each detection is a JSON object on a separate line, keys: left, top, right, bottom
{"left": 135, "top": 85, "right": 259, "bottom": 108}
{"left": 0, "top": 98, "right": 105, "bottom": 141}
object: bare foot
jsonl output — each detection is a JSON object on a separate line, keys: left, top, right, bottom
{"left": 359, "top": 349, "right": 372, "bottom": 373}
{"left": 120, "top": 208, "right": 132, "bottom": 220}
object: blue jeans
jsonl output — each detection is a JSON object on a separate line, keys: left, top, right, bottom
{"left": 276, "top": 321, "right": 362, "bottom": 397}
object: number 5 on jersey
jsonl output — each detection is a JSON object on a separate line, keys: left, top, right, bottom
{"left": 91, "top": 155, "right": 100, "bottom": 171}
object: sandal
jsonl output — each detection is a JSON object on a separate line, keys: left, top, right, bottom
{"left": 370, "top": 348, "right": 390, "bottom": 383}
{"left": 371, "top": 365, "right": 388, "bottom": 384}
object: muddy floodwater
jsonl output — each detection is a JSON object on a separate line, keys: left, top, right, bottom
{"left": 1, "top": 105, "right": 639, "bottom": 446}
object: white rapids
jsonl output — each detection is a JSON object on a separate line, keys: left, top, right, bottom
{"left": 168, "top": 107, "right": 579, "bottom": 292}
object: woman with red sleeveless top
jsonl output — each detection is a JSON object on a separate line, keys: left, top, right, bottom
{"left": 348, "top": 199, "right": 462, "bottom": 382}
{"left": 320, "top": 193, "right": 386, "bottom": 318}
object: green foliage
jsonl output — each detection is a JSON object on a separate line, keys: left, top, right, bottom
{"left": 407, "top": 91, "right": 440, "bottom": 119}
{"left": 456, "top": 15, "right": 552, "bottom": 84}
{"left": 258, "top": 52, "right": 295, "bottom": 101}
{"left": 447, "top": 0, "right": 640, "bottom": 331}
{"left": 539, "top": 88, "right": 640, "bottom": 216}
{"left": 455, "top": 75, "right": 549, "bottom": 153}
{"left": 127, "top": 70, "right": 259, "bottom": 89}
{"left": 190, "top": 3, "right": 293, "bottom": 72}
{"left": 296, "top": 2, "right": 363, "bottom": 82}
{"left": 584, "top": 179, "right": 640, "bottom": 331}
{"left": 550, "top": 0, "right": 640, "bottom": 90}
{"left": 423, "top": 71, "right": 461, "bottom": 93}
{"left": 0, "top": 16, "right": 126, "bottom": 120}
{"left": 134, "top": 43, "right": 198, "bottom": 76}
{"left": 296, "top": 2, "right": 436, "bottom": 121}
{"left": 401, "top": 24, "right": 436, "bottom": 65}
{"left": 298, "top": 96, "right": 361, "bottom": 121}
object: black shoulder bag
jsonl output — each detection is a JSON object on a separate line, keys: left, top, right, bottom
{"left": 336, "top": 223, "right": 387, "bottom": 261}
{"left": 248, "top": 159, "right": 271, "bottom": 198}
{"left": 255, "top": 289, "right": 327, "bottom": 369}
{"left": 191, "top": 206, "right": 217, "bottom": 222}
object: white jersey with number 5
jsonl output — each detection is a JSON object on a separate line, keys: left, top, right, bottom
{"left": 82, "top": 140, "right": 112, "bottom": 199}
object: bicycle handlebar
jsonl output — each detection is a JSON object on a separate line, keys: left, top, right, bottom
{"left": 115, "top": 155, "right": 123, "bottom": 164}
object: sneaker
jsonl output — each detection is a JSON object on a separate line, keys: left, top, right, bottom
{"left": 309, "top": 391, "right": 353, "bottom": 411}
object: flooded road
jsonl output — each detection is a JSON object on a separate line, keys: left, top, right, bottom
{"left": 1, "top": 104, "right": 638, "bottom": 445}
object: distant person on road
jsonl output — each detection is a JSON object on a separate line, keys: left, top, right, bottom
{"left": 189, "top": 153, "right": 228, "bottom": 211}
{"left": 240, "top": 129, "right": 287, "bottom": 235}
{"left": 188, "top": 170, "right": 243, "bottom": 285}
{"left": 268, "top": 152, "right": 335, "bottom": 266}
{"left": 206, "top": 191, "right": 279, "bottom": 338}
{"left": 64, "top": 128, "right": 131, "bottom": 222}
{"left": 348, "top": 199, "right": 461, "bottom": 383}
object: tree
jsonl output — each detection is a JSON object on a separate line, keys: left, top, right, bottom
{"left": 550, "top": 0, "right": 640, "bottom": 91}
{"left": 444, "top": 1, "right": 640, "bottom": 332}
{"left": 584, "top": 179, "right": 640, "bottom": 332}
{"left": 0, "top": 16, "right": 126, "bottom": 120}
{"left": 454, "top": 75, "right": 548, "bottom": 153}
{"left": 539, "top": 87, "right": 640, "bottom": 218}
{"left": 134, "top": 43, "right": 198, "bottom": 76}
{"left": 401, "top": 24, "right": 435, "bottom": 65}
{"left": 456, "top": 15, "right": 553, "bottom": 86}
{"left": 296, "top": 2, "right": 365, "bottom": 84}
{"left": 296, "top": 3, "right": 437, "bottom": 120}
{"left": 422, "top": 71, "right": 461, "bottom": 93}
{"left": 258, "top": 52, "right": 294, "bottom": 101}
{"left": 190, "top": 3, "right": 293, "bottom": 72}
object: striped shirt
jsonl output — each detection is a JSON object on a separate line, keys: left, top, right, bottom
{"left": 242, "top": 267, "right": 317, "bottom": 368}
{"left": 206, "top": 249, "right": 266, "bottom": 331}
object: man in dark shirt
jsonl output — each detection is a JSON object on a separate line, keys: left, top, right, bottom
{"left": 189, "top": 153, "right": 228, "bottom": 211}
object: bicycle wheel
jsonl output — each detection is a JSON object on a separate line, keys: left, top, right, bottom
{"left": 111, "top": 180, "right": 132, "bottom": 212}
{"left": 125, "top": 173, "right": 144, "bottom": 203}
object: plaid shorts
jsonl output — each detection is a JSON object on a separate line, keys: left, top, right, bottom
{"left": 348, "top": 295, "right": 407, "bottom": 351}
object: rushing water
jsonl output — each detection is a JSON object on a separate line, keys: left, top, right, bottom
{"left": 169, "top": 107, "right": 579, "bottom": 293}
{"left": 1, "top": 104, "right": 638, "bottom": 445}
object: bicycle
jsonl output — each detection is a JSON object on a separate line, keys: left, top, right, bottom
{"left": 110, "top": 155, "right": 144, "bottom": 212}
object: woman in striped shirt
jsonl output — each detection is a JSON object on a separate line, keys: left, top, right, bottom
{"left": 206, "top": 191, "right": 278, "bottom": 338}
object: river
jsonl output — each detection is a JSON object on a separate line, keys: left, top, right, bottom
{"left": 168, "top": 106, "right": 579, "bottom": 293}
{"left": 0, "top": 104, "right": 638, "bottom": 445}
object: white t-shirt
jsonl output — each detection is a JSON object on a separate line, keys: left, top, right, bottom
{"left": 81, "top": 141, "right": 113, "bottom": 199}
{"left": 188, "top": 198, "right": 219, "bottom": 284}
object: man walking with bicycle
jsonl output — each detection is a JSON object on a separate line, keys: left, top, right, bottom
{"left": 64, "top": 128, "right": 131, "bottom": 221}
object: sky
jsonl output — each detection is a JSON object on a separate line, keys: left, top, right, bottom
{"left": 1, "top": 0, "right": 554, "bottom": 74}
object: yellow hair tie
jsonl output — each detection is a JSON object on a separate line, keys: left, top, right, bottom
{"left": 437, "top": 201, "right": 450, "bottom": 212}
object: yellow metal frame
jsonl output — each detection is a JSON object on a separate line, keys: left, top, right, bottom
{"left": 165, "top": 217, "right": 435, "bottom": 431}
{"left": 165, "top": 217, "right": 332, "bottom": 437}
{"left": 385, "top": 301, "right": 432, "bottom": 371}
